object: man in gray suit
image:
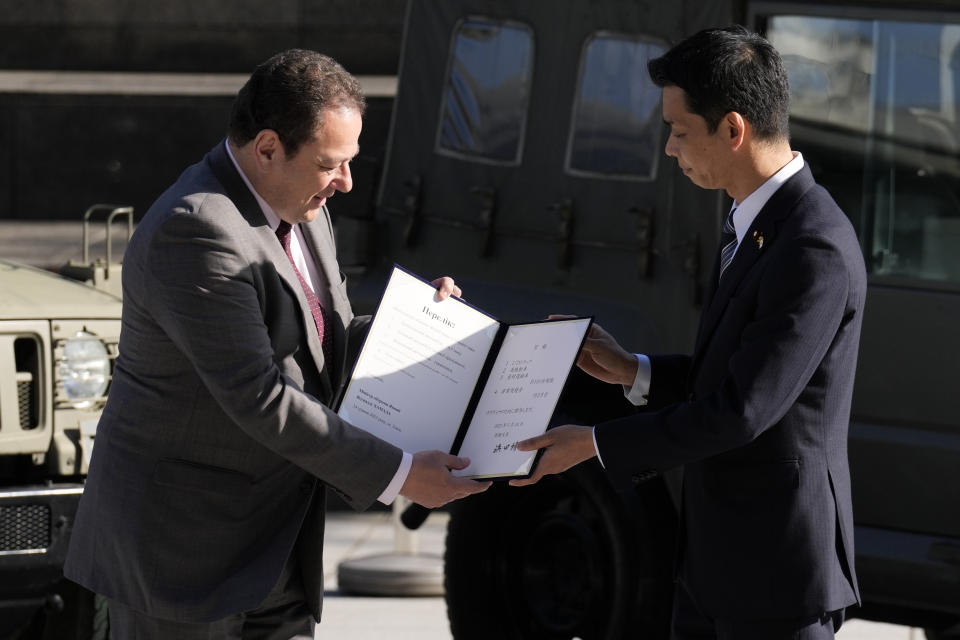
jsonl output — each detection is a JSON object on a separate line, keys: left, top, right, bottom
{"left": 64, "top": 49, "right": 490, "bottom": 639}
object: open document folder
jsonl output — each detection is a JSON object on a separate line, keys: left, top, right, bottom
{"left": 337, "top": 265, "right": 592, "bottom": 480}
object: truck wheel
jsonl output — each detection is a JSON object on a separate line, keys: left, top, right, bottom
{"left": 444, "top": 460, "right": 674, "bottom": 640}
{"left": 926, "top": 627, "right": 960, "bottom": 640}
{"left": 88, "top": 594, "right": 110, "bottom": 640}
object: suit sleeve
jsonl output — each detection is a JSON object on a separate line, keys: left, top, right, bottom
{"left": 140, "top": 203, "right": 401, "bottom": 509}
{"left": 646, "top": 354, "right": 693, "bottom": 409}
{"left": 595, "top": 232, "right": 851, "bottom": 489}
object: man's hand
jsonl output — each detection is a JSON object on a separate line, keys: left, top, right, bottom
{"left": 508, "top": 425, "right": 597, "bottom": 487}
{"left": 431, "top": 276, "right": 462, "bottom": 300}
{"left": 573, "top": 321, "right": 638, "bottom": 386}
{"left": 400, "top": 450, "right": 491, "bottom": 508}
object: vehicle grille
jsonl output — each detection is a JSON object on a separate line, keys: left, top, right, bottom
{"left": 0, "top": 504, "right": 51, "bottom": 552}
{"left": 17, "top": 373, "right": 37, "bottom": 429}
{"left": 14, "top": 335, "right": 41, "bottom": 430}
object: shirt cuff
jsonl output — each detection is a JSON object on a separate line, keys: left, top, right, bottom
{"left": 378, "top": 451, "right": 413, "bottom": 505}
{"left": 624, "top": 354, "right": 651, "bottom": 406}
{"left": 592, "top": 426, "right": 605, "bottom": 468}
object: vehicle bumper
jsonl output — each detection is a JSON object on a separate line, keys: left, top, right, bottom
{"left": 856, "top": 524, "right": 960, "bottom": 626}
{"left": 0, "top": 484, "right": 83, "bottom": 634}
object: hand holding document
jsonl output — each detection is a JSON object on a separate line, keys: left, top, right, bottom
{"left": 337, "top": 266, "right": 591, "bottom": 480}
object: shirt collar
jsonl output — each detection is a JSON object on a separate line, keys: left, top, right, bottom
{"left": 224, "top": 139, "right": 284, "bottom": 232}
{"left": 729, "top": 151, "right": 804, "bottom": 245}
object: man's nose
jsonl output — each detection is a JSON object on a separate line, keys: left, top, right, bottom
{"left": 334, "top": 162, "right": 353, "bottom": 193}
{"left": 664, "top": 137, "right": 678, "bottom": 158}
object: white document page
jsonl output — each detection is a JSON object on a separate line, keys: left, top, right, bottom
{"left": 338, "top": 268, "right": 500, "bottom": 453}
{"left": 454, "top": 317, "right": 591, "bottom": 479}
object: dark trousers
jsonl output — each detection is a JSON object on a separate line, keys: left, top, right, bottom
{"left": 671, "top": 581, "right": 845, "bottom": 640}
{"left": 106, "top": 552, "right": 314, "bottom": 640}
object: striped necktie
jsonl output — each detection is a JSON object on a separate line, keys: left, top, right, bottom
{"left": 718, "top": 207, "right": 738, "bottom": 282}
{"left": 276, "top": 221, "right": 333, "bottom": 364}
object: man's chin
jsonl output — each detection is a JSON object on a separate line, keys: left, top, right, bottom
{"left": 298, "top": 198, "right": 327, "bottom": 223}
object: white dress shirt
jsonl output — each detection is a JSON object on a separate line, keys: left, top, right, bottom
{"left": 225, "top": 140, "right": 411, "bottom": 503}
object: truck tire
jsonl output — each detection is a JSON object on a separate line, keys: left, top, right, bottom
{"left": 444, "top": 460, "right": 674, "bottom": 640}
{"left": 926, "top": 627, "right": 960, "bottom": 640}
{"left": 89, "top": 594, "right": 110, "bottom": 640}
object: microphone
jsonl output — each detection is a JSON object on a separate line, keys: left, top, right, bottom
{"left": 400, "top": 503, "right": 432, "bottom": 530}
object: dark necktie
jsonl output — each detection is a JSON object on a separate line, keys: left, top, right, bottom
{"left": 718, "top": 207, "right": 738, "bottom": 282}
{"left": 276, "top": 221, "right": 333, "bottom": 364}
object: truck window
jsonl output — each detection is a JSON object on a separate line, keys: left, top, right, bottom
{"left": 436, "top": 17, "right": 534, "bottom": 165}
{"left": 565, "top": 33, "right": 665, "bottom": 180}
{"left": 767, "top": 14, "right": 960, "bottom": 285}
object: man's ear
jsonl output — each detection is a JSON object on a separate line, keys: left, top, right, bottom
{"left": 725, "top": 112, "right": 748, "bottom": 150}
{"left": 252, "top": 130, "right": 284, "bottom": 170}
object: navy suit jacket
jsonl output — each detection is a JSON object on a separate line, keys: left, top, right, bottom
{"left": 595, "top": 164, "right": 865, "bottom": 621}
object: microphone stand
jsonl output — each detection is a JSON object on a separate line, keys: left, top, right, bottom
{"left": 336, "top": 499, "right": 443, "bottom": 596}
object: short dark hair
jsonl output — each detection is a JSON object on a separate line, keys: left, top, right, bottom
{"left": 228, "top": 49, "right": 366, "bottom": 156}
{"left": 647, "top": 25, "right": 790, "bottom": 141}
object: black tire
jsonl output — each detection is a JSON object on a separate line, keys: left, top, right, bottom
{"left": 89, "top": 594, "right": 110, "bottom": 640}
{"left": 444, "top": 460, "right": 674, "bottom": 640}
{"left": 926, "top": 627, "right": 960, "bottom": 640}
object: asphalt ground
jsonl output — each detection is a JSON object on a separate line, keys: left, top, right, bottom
{"left": 318, "top": 509, "right": 923, "bottom": 640}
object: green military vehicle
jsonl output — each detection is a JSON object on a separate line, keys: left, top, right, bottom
{"left": 338, "top": 0, "right": 960, "bottom": 638}
{"left": 0, "top": 207, "right": 126, "bottom": 639}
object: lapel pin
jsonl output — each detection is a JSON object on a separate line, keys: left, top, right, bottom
{"left": 753, "top": 230, "right": 764, "bottom": 250}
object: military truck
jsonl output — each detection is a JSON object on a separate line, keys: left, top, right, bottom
{"left": 338, "top": 0, "right": 960, "bottom": 638}
{"left": 0, "top": 206, "right": 126, "bottom": 639}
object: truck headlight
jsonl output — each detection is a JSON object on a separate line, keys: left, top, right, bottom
{"left": 57, "top": 331, "right": 110, "bottom": 409}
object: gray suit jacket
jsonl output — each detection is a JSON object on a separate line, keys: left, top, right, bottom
{"left": 64, "top": 141, "right": 401, "bottom": 622}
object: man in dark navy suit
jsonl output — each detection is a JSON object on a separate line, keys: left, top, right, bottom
{"left": 512, "top": 26, "right": 865, "bottom": 640}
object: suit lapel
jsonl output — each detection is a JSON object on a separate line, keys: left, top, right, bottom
{"left": 691, "top": 166, "right": 818, "bottom": 369}
{"left": 261, "top": 226, "right": 334, "bottom": 397}
{"left": 299, "top": 212, "right": 351, "bottom": 384}
{"left": 207, "top": 141, "right": 333, "bottom": 398}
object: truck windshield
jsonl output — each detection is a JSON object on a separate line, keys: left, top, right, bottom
{"left": 768, "top": 14, "right": 960, "bottom": 285}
